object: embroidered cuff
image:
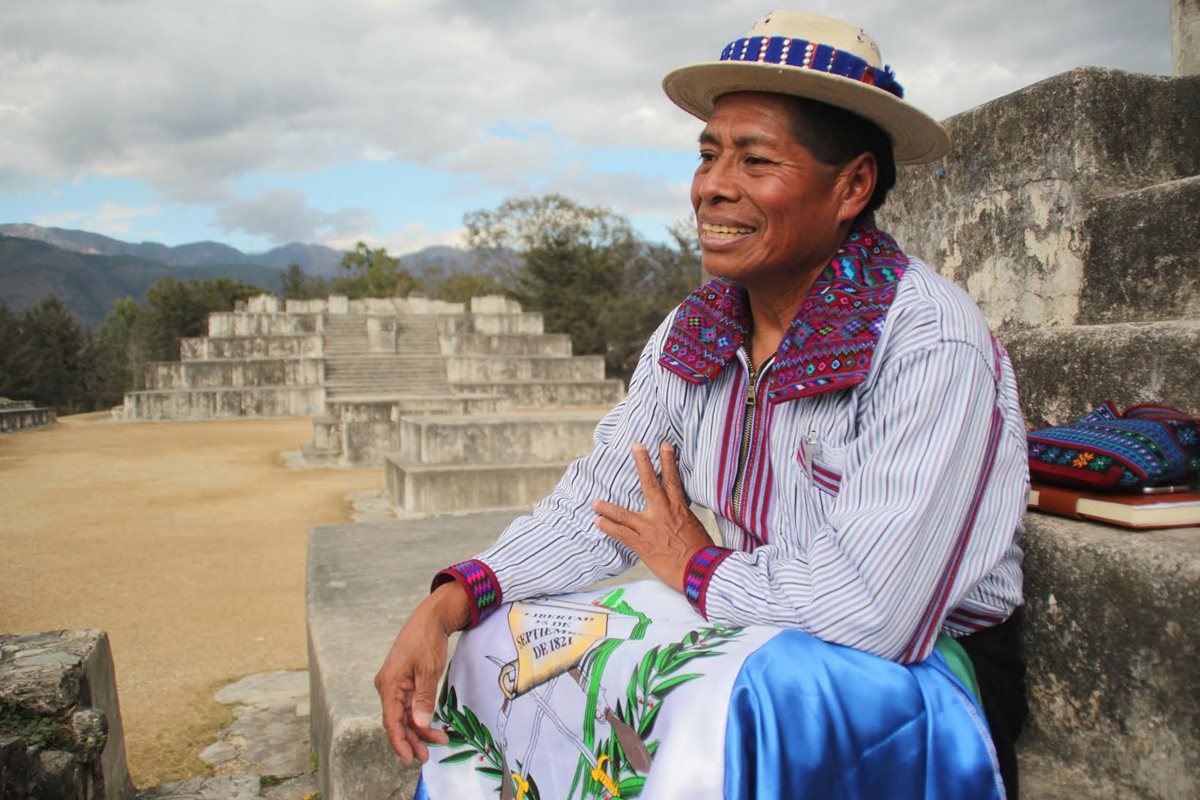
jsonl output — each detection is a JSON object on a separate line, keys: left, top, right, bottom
{"left": 432, "top": 559, "right": 502, "bottom": 628}
{"left": 683, "top": 545, "right": 733, "bottom": 618}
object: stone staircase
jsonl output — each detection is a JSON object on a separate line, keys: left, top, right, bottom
{"left": 302, "top": 296, "right": 625, "bottom": 469}
{"left": 880, "top": 65, "right": 1199, "bottom": 798}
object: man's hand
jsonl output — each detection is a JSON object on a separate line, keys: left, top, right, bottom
{"left": 374, "top": 582, "right": 471, "bottom": 764}
{"left": 593, "top": 442, "right": 714, "bottom": 592}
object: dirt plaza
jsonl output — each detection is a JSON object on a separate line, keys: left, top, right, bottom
{"left": 0, "top": 413, "right": 382, "bottom": 786}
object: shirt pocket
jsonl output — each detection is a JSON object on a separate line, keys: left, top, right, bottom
{"left": 797, "top": 436, "right": 849, "bottom": 498}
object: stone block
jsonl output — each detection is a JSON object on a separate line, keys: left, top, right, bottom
{"left": 143, "top": 358, "right": 323, "bottom": 391}
{"left": 386, "top": 461, "right": 573, "bottom": 514}
{"left": 0, "top": 406, "right": 55, "bottom": 433}
{"left": 1174, "top": 0, "right": 1200, "bottom": 76}
{"left": 1001, "top": 319, "right": 1200, "bottom": 424}
{"left": 451, "top": 380, "right": 625, "bottom": 408}
{"left": 1020, "top": 513, "right": 1200, "bottom": 799}
{"left": 437, "top": 332, "right": 573, "bottom": 356}
{"left": 445, "top": 355, "right": 605, "bottom": 383}
{"left": 468, "top": 313, "right": 545, "bottom": 336}
{"left": 1078, "top": 175, "right": 1200, "bottom": 324}
{"left": 880, "top": 67, "right": 1199, "bottom": 330}
{"left": 469, "top": 295, "right": 522, "bottom": 314}
{"left": 207, "top": 312, "right": 321, "bottom": 337}
{"left": 120, "top": 387, "right": 324, "bottom": 421}
{"left": 180, "top": 336, "right": 323, "bottom": 361}
{"left": 0, "top": 629, "right": 135, "bottom": 800}
{"left": 244, "top": 295, "right": 281, "bottom": 314}
{"left": 390, "top": 410, "right": 603, "bottom": 466}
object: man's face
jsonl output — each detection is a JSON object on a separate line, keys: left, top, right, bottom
{"left": 691, "top": 92, "right": 847, "bottom": 290}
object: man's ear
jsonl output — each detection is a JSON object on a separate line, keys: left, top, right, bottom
{"left": 835, "top": 152, "right": 878, "bottom": 223}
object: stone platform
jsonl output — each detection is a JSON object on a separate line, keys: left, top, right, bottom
{"left": 304, "top": 510, "right": 1200, "bottom": 800}
{"left": 0, "top": 404, "right": 55, "bottom": 433}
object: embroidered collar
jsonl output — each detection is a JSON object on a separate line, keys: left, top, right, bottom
{"left": 659, "top": 221, "right": 908, "bottom": 402}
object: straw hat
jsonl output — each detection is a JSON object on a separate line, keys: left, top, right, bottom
{"left": 662, "top": 10, "right": 949, "bottom": 165}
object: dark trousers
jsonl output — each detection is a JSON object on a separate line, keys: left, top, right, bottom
{"left": 958, "top": 609, "right": 1029, "bottom": 800}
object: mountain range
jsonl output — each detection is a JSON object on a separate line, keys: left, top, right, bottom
{"left": 0, "top": 224, "right": 476, "bottom": 328}
{"left": 0, "top": 223, "right": 345, "bottom": 275}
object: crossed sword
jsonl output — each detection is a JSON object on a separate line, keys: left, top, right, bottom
{"left": 484, "top": 655, "right": 652, "bottom": 800}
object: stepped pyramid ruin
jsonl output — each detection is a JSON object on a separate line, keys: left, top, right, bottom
{"left": 117, "top": 294, "right": 626, "bottom": 514}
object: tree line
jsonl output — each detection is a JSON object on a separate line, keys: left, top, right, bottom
{"left": 1, "top": 194, "right": 703, "bottom": 414}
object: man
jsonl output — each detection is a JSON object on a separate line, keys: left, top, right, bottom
{"left": 378, "top": 10, "right": 1028, "bottom": 798}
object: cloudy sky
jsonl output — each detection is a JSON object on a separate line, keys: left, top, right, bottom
{"left": 0, "top": 0, "right": 1171, "bottom": 255}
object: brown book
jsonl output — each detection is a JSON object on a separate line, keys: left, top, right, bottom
{"left": 1028, "top": 483, "right": 1200, "bottom": 529}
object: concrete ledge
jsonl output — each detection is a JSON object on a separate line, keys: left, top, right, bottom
{"left": 445, "top": 355, "right": 606, "bottom": 383}
{"left": 437, "top": 332, "right": 572, "bottom": 356}
{"left": 119, "top": 386, "right": 324, "bottom": 421}
{"left": 0, "top": 406, "right": 55, "bottom": 433}
{"left": 390, "top": 410, "right": 604, "bottom": 466}
{"left": 451, "top": 380, "right": 625, "bottom": 407}
{"left": 1002, "top": 318, "right": 1200, "bottom": 423}
{"left": 1021, "top": 513, "right": 1199, "bottom": 799}
{"left": 385, "top": 461, "right": 572, "bottom": 514}
{"left": 306, "top": 514, "right": 524, "bottom": 800}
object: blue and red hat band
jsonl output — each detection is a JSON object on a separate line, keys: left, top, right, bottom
{"left": 718, "top": 36, "right": 904, "bottom": 99}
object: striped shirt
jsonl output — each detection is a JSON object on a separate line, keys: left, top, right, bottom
{"left": 440, "top": 254, "right": 1027, "bottom": 665}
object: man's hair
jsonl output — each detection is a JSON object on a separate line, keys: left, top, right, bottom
{"left": 785, "top": 97, "right": 896, "bottom": 215}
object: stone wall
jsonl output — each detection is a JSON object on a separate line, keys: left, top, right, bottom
{"left": 0, "top": 404, "right": 55, "bottom": 434}
{"left": 1174, "top": 0, "right": 1199, "bottom": 75}
{"left": 0, "top": 630, "right": 134, "bottom": 800}
{"left": 880, "top": 67, "right": 1198, "bottom": 333}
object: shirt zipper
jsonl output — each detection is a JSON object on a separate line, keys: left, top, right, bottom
{"left": 732, "top": 347, "right": 773, "bottom": 519}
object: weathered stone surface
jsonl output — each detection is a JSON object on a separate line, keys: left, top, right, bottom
{"left": 880, "top": 67, "right": 1199, "bottom": 330}
{"left": 391, "top": 410, "right": 605, "bottom": 466}
{"left": 387, "top": 461, "right": 574, "bottom": 514}
{"left": 134, "top": 775, "right": 262, "bottom": 800}
{"left": 0, "top": 405, "right": 55, "bottom": 434}
{"left": 1174, "top": 0, "right": 1200, "bottom": 76}
{"left": 1021, "top": 513, "right": 1200, "bottom": 799}
{"left": 1078, "top": 175, "right": 1200, "bottom": 324}
{"left": 118, "top": 387, "right": 324, "bottom": 421}
{"left": 0, "top": 629, "right": 134, "bottom": 800}
{"left": 306, "top": 516, "right": 518, "bottom": 800}
{"left": 1002, "top": 318, "right": 1200, "bottom": 424}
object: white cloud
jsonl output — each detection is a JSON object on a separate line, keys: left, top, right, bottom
{"left": 32, "top": 202, "right": 159, "bottom": 237}
{"left": 0, "top": 0, "right": 1174, "bottom": 243}
{"left": 214, "top": 190, "right": 375, "bottom": 245}
{"left": 325, "top": 222, "right": 465, "bottom": 257}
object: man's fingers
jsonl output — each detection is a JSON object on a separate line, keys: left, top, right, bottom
{"left": 593, "top": 511, "right": 634, "bottom": 545}
{"left": 659, "top": 442, "right": 686, "bottom": 501}
{"left": 381, "top": 687, "right": 416, "bottom": 762}
{"left": 630, "top": 443, "right": 663, "bottom": 502}
{"left": 593, "top": 498, "right": 633, "bottom": 527}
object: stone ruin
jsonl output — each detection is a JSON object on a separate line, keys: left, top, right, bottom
{"left": 0, "top": 400, "right": 56, "bottom": 434}
{"left": 116, "top": 293, "right": 628, "bottom": 516}
{"left": 0, "top": 630, "right": 134, "bottom": 800}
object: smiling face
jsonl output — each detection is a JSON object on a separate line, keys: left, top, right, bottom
{"left": 691, "top": 92, "right": 868, "bottom": 295}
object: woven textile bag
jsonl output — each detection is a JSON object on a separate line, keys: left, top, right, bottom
{"left": 1027, "top": 402, "right": 1200, "bottom": 491}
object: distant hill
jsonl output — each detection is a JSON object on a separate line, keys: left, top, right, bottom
{"left": 0, "top": 223, "right": 486, "bottom": 326}
{"left": 0, "top": 236, "right": 285, "bottom": 327}
{"left": 0, "top": 223, "right": 345, "bottom": 276}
